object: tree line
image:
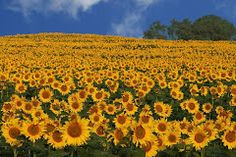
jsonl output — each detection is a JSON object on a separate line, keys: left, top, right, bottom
{"left": 143, "top": 15, "right": 236, "bottom": 41}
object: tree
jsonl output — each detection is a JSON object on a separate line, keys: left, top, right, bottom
{"left": 143, "top": 21, "right": 167, "bottom": 39}
{"left": 143, "top": 15, "right": 236, "bottom": 40}
{"left": 168, "top": 18, "right": 194, "bottom": 40}
{"left": 192, "top": 15, "right": 236, "bottom": 40}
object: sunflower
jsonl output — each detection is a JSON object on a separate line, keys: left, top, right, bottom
{"left": 105, "top": 79, "right": 114, "bottom": 87}
{"left": 130, "top": 78, "right": 139, "bottom": 87}
{"left": 120, "top": 91, "right": 133, "bottom": 104}
{"left": 39, "top": 88, "right": 53, "bottom": 103}
{"left": 93, "top": 124, "right": 107, "bottom": 137}
{"left": 84, "top": 76, "right": 94, "bottom": 84}
{"left": 231, "top": 122, "right": 236, "bottom": 132}
{"left": 44, "top": 120, "right": 57, "bottom": 135}
{"left": 108, "top": 128, "right": 128, "bottom": 146}
{"left": 33, "top": 72, "right": 41, "bottom": 80}
{"left": 38, "top": 78, "right": 46, "bottom": 87}
{"left": 221, "top": 129, "right": 236, "bottom": 149}
{"left": 114, "top": 113, "right": 131, "bottom": 129}
{"left": 165, "top": 130, "right": 180, "bottom": 146}
{"left": 29, "top": 79, "right": 37, "bottom": 87}
{"left": 77, "top": 89, "right": 88, "bottom": 101}
{"left": 156, "top": 73, "right": 166, "bottom": 82}
{"left": 123, "top": 102, "right": 138, "bottom": 115}
{"left": 1, "top": 120, "right": 22, "bottom": 146}
{"left": 86, "top": 85, "right": 96, "bottom": 95}
{"left": 230, "top": 96, "right": 236, "bottom": 106}
{"left": 51, "top": 80, "right": 60, "bottom": 90}
{"left": 22, "top": 121, "right": 43, "bottom": 143}
{"left": 193, "top": 111, "right": 206, "bottom": 124}
{"left": 163, "top": 104, "right": 173, "bottom": 118}
{"left": 154, "top": 101, "right": 166, "bottom": 117}
{"left": 186, "top": 98, "right": 199, "bottom": 114}
{"left": 190, "top": 84, "right": 199, "bottom": 97}
{"left": 169, "top": 81, "right": 180, "bottom": 90}
{"left": 200, "top": 86, "right": 208, "bottom": 96}
{"left": 209, "top": 86, "right": 217, "bottom": 97}
{"left": 62, "top": 75, "right": 73, "bottom": 83}
{"left": 14, "top": 97, "right": 25, "bottom": 109}
{"left": 68, "top": 98, "right": 83, "bottom": 113}
{"left": 88, "top": 105, "right": 102, "bottom": 115}
{"left": 146, "top": 79, "right": 155, "bottom": 88}
{"left": 2, "top": 102, "right": 14, "bottom": 113}
{"left": 92, "top": 89, "right": 105, "bottom": 102}
{"left": 15, "top": 83, "right": 27, "bottom": 93}
{"left": 180, "top": 101, "right": 187, "bottom": 111}
{"left": 32, "top": 109, "right": 48, "bottom": 121}
{"left": 155, "top": 102, "right": 171, "bottom": 117}
{"left": 142, "top": 138, "right": 158, "bottom": 157}
{"left": 105, "top": 104, "right": 116, "bottom": 115}
{"left": 22, "top": 102, "right": 33, "bottom": 114}
{"left": 46, "top": 76, "right": 55, "bottom": 84}
{"left": 202, "top": 103, "right": 213, "bottom": 113}
{"left": 63, "top": 118, "right": 90, "bottom": 146}
{"left": 155, "top": 119, "right": 168, "bottom": 134}
{"left": 58, "top": 83, "right": 70, "bottom": 95}
{"left": 31, "top": 97, "right": 42, "bottom": 108}
{"left": 139, "top": 112, "right": 154, "bottom": 127}
{"left": 170, "top": 89, "right": 180, "bottom": 100}
{"left": 201, "top": 123, "right": 217, "bottom": 141}
{"left": 89, "top": 113, "right": 105, "bottom": 124}
{"left": 188, "top": 127, "right": 209, "bottom": 150}
{"left": 159, "top": 81, "right": 167, "bottom": 89}
{"left": 132, "top": 124, "right": 152, "bottom": 146}
{"left": 231, "top": 85, "right": 236, "bottom": 97}
{"left": 217, "top": 110, "right": 233, "bottom": 121}
{"left": 178, "top": 118, "right": 190, "bottom": 134}
{"left": 156, "top": 135, "right": 166, "bottom": 151}
{"left": 137, "top": 89, "right": 147, "bottom": 99}
{"left": 50, "top": 99, "right": 62, "bottom": 116}
{"left": 47, "top": 129, "right": 65, "bottom": 149}
{"left": 214, "top": 119, "right": 228, "bottom": 132}
{"left": 215, "top": 106, "right": 224, "bottom": 114}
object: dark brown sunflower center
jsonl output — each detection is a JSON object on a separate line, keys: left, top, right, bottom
{"left": 9, "top": 127, "right": 20, "bottom": 139}
{"left": 194, "top": 132, "right": 205, "bottom": 143}
{"left": 135, "top": 126, "right": 146, "bottom": 139}
{"left": 67, "top": 122, "right": 82, "bottom": 138}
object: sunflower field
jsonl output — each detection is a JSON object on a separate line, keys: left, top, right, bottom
{"left": 0, "top": 33, "right": 236, "bottom": 157}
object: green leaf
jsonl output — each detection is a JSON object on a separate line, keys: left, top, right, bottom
{"left": 130, "top": 148, "right": 145, "bottom": 157}
{"left": 193, "top": 152, "right": 201, "bottom": 157}
{"left": 48, "top": 150, "right": 69, "bottom": 157}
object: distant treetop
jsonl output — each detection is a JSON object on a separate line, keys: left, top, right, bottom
{"left": 143, "top": 15, "right": 236, "bottom": 41}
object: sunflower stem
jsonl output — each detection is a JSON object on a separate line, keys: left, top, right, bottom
{"left": 201, "top": 148, "right": 205, "bottom": 157}
{"left": 13, "top": 148, "right": 17, "bottom": 157}
{"left": 33, "top": 143, "right": 36, "bottom": 157}
{"left": 70, "top": 151, "right": 74, "bottom": 157}
{"left": 28, "top": 149, "right": 31, "bottom": 157}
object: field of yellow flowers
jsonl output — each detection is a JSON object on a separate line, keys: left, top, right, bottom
{"left": 0, "top": 33, "right": 236, "bottom": 157}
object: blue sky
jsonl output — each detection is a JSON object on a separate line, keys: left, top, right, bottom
{"left": 0, "top": 0, "right": 236, "bottom": 37}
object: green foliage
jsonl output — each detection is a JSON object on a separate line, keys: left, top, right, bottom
{"left": 143, "top": 21, "right": 167, "bottom": 39}
{"left": 192, "top": 15, "right": 236, "bottom": 40}
{"left": 168, "top": 18, "right": 194, "bottom": 40}
{"left": 144, "top": 15, "right": 236, "bottom": 41}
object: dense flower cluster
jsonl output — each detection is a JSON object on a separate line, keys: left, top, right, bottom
{"left": 0, "top": 33, "right": 236, "bottom": 157}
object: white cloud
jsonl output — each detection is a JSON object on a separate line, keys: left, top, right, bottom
{"left": 212, "top": 0, "right": 236, "bottom": 19}
{"left": 135, "top": 0, "right": 159, "bottom": 8}
{"left": 8, "top": 0, "right": 107, "bottom": 18}
{"left": 111, "top": 12, "right": 143, "bottom": 37}
{"left": 111, "top": 0, "right": 161, "bottom": 37}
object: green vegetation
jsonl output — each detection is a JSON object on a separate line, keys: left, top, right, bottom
{"left": 144, "top": 15, "right": 236, "bottom": 41}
